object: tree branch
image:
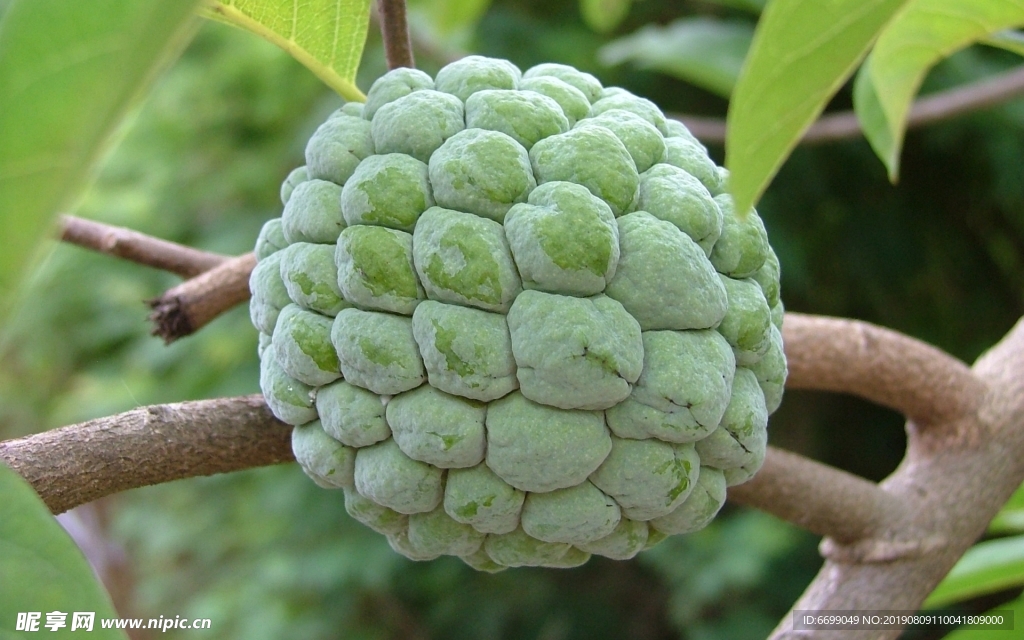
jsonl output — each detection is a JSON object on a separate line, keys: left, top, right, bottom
{"left": 0, "top": 391, "right": 896, "bottom": 544}
{"left": 147, "top": 252, "right": 256, "bottom": 343}
{"left": 727, "top": 447, "right": 912, "bottom": 545}
{"left": 55, "top": 217, "right": 254, "bottom": 343}
{"left": 770, "top": 316, "right": 1024, "bottom": 639}
{"left": 378, "top": 0, "right": 415, "bottom": 70}
{"left": 0, "top": 313, "right": 982, "bottom": 540}
{"left": 674, "top": 64, "right": 1024, "bottom": 144}
{"left": 59, "top": 215, "right": 228, "bottom": 278}
{"left": 0, "top": 395, "right": 293, "bottom": 515}
{"left": 781, "top": 312, "right": 985, "bottom": 428}
{"left": 4, "top": 306, "right": 1023, "bottom": 636}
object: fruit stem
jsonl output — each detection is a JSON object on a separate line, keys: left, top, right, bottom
{"left": 378, "top": 0, "right": 415, "bottom": 70}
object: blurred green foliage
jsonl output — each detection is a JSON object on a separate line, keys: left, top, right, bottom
{"left": 1, "top": 0, "right": 1023, "bottom": 638}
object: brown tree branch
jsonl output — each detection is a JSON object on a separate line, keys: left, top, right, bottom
{"left": 727, "top": 447, "right": 912, "bottom": 545}
{"left": 147, "top": 252, "right": 256, "bottom": 343}
{"left": 59, "top": 214, "right": 228, "bottom": 278}
{"left": 0, "top": 391, "right": 892, "bottom": 545}
{"left": 378, "top": 0, "right": 415, "bottom": 70}
{"left": 3, "top": 310, "right": 1023, "bottom": 639}
{"left": 0, "top": 312, "right": 982, "bottom": 544}
{"left": 770, "top": 316, "right": 1024, "bottom": 639}
{"left": 781, "top": 312, "right": 986, "bottom": 428}
{"left": 673, "top": 64, "right": 1024, "bottom": 144}
{"left": 0, "top": 395, "right": 293, "bottom": 514}
{"left": 55, "top": 217, "right": 253, "bottom": 343}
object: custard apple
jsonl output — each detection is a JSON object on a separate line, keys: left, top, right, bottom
{"left": 251, "top": 56, "right": 787, "bottom": 571}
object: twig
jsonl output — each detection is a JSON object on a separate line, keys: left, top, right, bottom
{"left": 147, "top": 252, "right": 256, "bottom": 343}
{"left": 0, "top": 395, "right": 293, "bottom": 515}
{"left": 55, "top": 217, "right": 253, "bottom": 342}
{"left": 378, "top": 0, "right": 415, "bottom": 70}
{"left": 59, "top": 215, "right": 227, "bottom": 278}
{"left": 781, "top": 312, "right": 985, "bottom": 428}
{"left": 673, "top": 64, "right": 1024, "bottom": 144}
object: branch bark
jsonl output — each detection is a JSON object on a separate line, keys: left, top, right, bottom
{"left": 781, "top": 312, "right": 985, "bottom": 428}
{"left": 2, "top": 311, "right": 1023, "bottom": 638}
{"left": 727, "top": 447, "right": 911, "bottom": 545}
{"left": 0, "top": 312, "right": 990, "bottom": 544}
{"left": 673, "top": 64, "right": 1024, "bottom": 145}
{"left": 0, "top": 395, "right": 292, "bottom": 514}
{"left": 147, "top": 252, "right": 256, "bottom": 343}
{"left": 769, "top": 317, "right": 1024, "bottom": 640}
{"left": 59, "top": 215, "right": 227, "bottom": 278}
{"left": 0, "top": 391, "right": 892, "bottom": 546}
{"left": 54, "top": 217, "right": 254, "bottom": 343}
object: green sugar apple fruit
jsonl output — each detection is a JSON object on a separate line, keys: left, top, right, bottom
{"left": 251, "top": 56, "right": 787, "bottom": 571}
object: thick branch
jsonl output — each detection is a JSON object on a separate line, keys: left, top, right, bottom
{"left": 770, "top": 317, "right": 1024, "bottom": 639}
{"left": 0, "top": 395, "right": 293, "bottom": 514}
{"left": 674, "top": 64, "right": 1024, "bottom": 144}
{"left": 2, "top": 311, "right": 1022, "bottom": 638}
{"left": 728, "top": 447, "right": 910, "bottom": 544}
{"left": 59, "top": 215, "right": 227, "bottom": 278}
{"left": 0, "top": 311, "right": 959, "bottom": 539}
{"left": 378, "top": 0, "right": 415, "bottom": 70}
{"left": 781, "top": 312, "right": 985, "bottom": 427}
{"left": 1, "top": 392, "right": 896, "bottom": 540}
{"left": 148, "top": 252, "right": 256, "bottom": 343}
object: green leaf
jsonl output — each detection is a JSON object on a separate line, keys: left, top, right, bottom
{"left": 852, "top": 54, "right": 894, "bottom": 173}
{"left": 989, "top": 480, "right": 1024, "bottom": 535}
{"left": 0, "top": 461, "right": 127, "bottom": 639}
{"left": 698, "top": 0, "right": 767, "bottom": 14}
{"left": 599, "top": 18, "right": 754, "bottom": 98}
{"left": 982, "top": 29, "right": 1024, "bottom": 57}
{"left": 924, "top": 535, "right": 1024, "bottom": 608}
{"left": 0, "top": 0, "right": 203, "bottom": 334}
{"left": 941, "top": 594, "right": 1024, "bottom": 640}
{"left": 725, "top": 0, "right": 910, "bottom": 216}
{"left": 203, "top": 0, "right": 372, "bottom": 101}
{"left": 855, "top": 0, "right": 1024, "bottom": 181}
{"left": 580, "top": 0, "right": 632, "bottom": 34}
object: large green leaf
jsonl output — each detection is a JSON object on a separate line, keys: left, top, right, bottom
{"left": 854, "top": 0, "right": 1024, "bottom": 180}
{"left": 203, "top": 0, "right": 371, "bottom": 101}
{"left": 0, "top": 462, "right": 127, "bottom": 639}
{"left": 924, "top": 535, "right": 1024, "bottom": 608}
{"left": 725, "top": 0, "right": 909, "bottom": 216}
{"left": 0, "top": 0, "right": 203, "bottom": 333}
{"left": 599, "top": 18, "right": 754, "bottom": 98}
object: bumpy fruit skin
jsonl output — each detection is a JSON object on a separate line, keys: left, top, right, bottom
{"left": 251, "top": 56, "right": 787, "bottom": 570}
